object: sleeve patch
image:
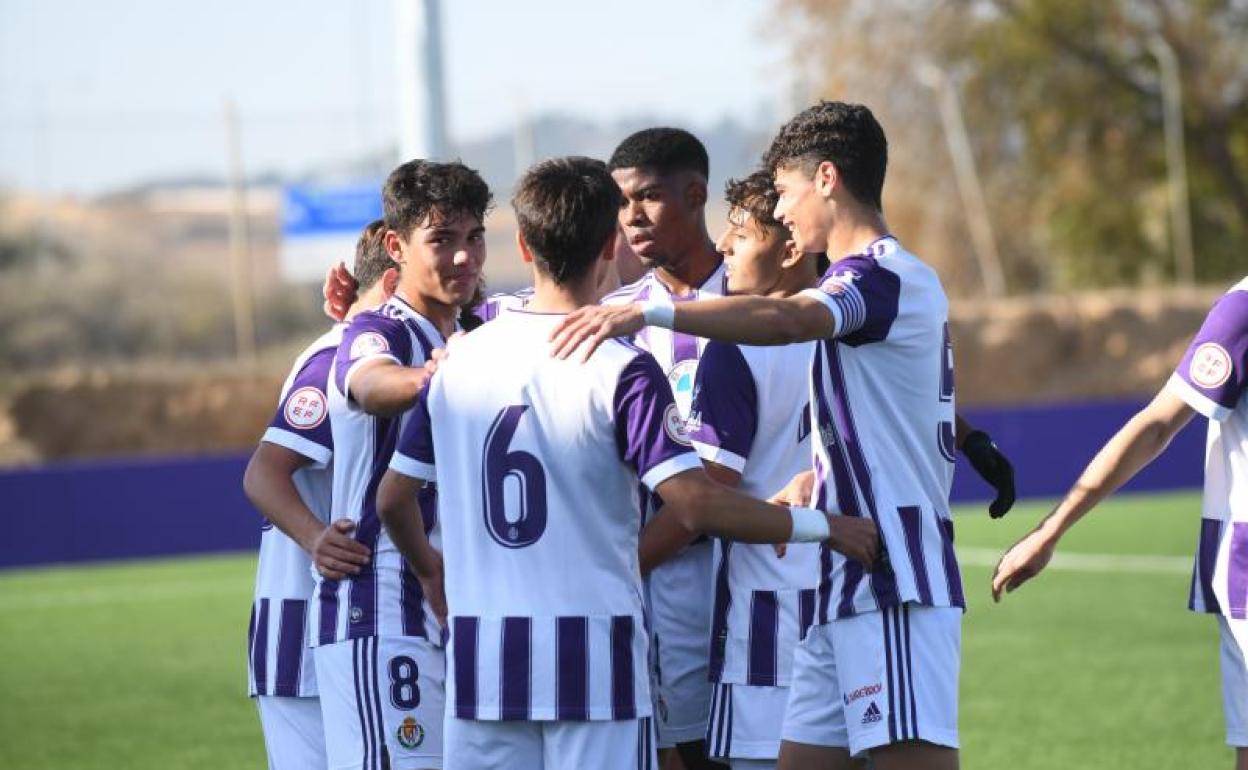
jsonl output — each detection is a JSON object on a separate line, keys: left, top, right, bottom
{"left": 350, "top": 331, "right": 390, "bottom": 359}
{"left": 663, "top": 402, "right": 692, "bottom": 446}
{"left": 1190, "top": 342, "right": 1233, "bottom": 389}
{"left": 283, "top": 386, "right": 328, "bottom": 429}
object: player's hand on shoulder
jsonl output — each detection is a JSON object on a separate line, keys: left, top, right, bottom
{"left": 311, "top": 518, "right": 371, "bottom": 580}
{"left": 549, "top": 303, "right": 645, "bottom": 362}
{"left": 825, "top": 514, "right": 880, "bottom": 568}
{"left": 991, "top": 527, "right": 1057, "bottom": 602}
{"left": 961, "top": 430, "right": 1016, "bottom": 518}
{"left": 769, "top": 469, "right": 816, "bottom": 508}
{"left": 322, "top": 261, "right": 357, "bottom": 322}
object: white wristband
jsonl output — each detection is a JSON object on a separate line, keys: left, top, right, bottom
{"left": 788, "top": 506, "right": 831, "bottom": 543}
{"left": 639, "top": 300, "right": 675, "bottom": 329}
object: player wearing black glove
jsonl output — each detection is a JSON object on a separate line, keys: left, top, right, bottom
{"left": 957, "top": 416, "right": 1016, "bottom": 518}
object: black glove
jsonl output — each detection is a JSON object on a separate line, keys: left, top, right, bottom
{"left": 960, "top": 430, "right": 1015, "bottom": 518}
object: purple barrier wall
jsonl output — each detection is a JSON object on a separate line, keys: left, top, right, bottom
{"left": 0, "top": 399, "right": 1207, "bottom": 568}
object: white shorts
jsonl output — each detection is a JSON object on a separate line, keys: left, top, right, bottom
{"left": 781, "top": 603, "right": 960, "bottom": 757}
{"left": 648, "top": 539, "right": 714, "bottom": 747}
{"left": 706, "top": 683, "right": 789, "bottom": 760}
{"left": 256, "top": 695, "right": 327, "bottom": 770}
{"left": 1218, "top": 616, "right": 1248, "bottom": 747}
{"left": 444, "top": 716, "right": 657, "bottom": 770}
{"left": 315, "top": 636, "right": 445, "bottom": 770}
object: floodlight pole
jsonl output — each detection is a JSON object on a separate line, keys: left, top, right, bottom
{"left": 395, "top": 0, "right": 449, "bottom": 162}
{"left": 1148, "top": 34, "right": 1196, "bottom": 286}
{"left": 224, "top": 99, "right": 257, "bottom": 366}
{"left": 916, "top": 63, "right": 1006, "bottom": 298}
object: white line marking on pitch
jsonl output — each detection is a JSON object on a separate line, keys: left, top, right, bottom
{"left": 957, "top": 547, "right": 1191, "bottom": 575}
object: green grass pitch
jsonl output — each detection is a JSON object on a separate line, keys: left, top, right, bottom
{"left": 0, "top": 490, "right": 1230, "bottom": 769}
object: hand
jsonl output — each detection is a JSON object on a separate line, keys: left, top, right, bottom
{"left": 768, "top": 470, "right": 816, "bottom": 508}
{"left": 961, "top": 430, "right": 1016, "bottom": 518}
{"left": 413, "top": 547, "right": 448, "bottom": 629}
{"left": 322, "top": 261, "right": 358, "bottom": 322}
{"left": 826, "top": 515, "right": 879, "bottom": 567}
{"left": 991, "top": 528, "right": 1057, "bottom": 602}
{"left": 310, "top": 518, "right": 371, "bottom": 580}
{"left": 549, "top": 303, "right": 646, "bottom": 361}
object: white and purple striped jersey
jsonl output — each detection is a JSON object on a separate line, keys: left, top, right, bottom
{"left": 248, "top": 325, "right": 341, "bottom": 698}
{"left": 310, "top": 294, "right": 449, "bottom": 648}
{"left": 801, "top": 236, "right": 963, "bottom": 622}
{"left": 475, "top": 287, "right": 534, "bottom": 323}
{"left": 602, "top": 262, "right": 728, "bottom": 417}
{"left": 388, "top": 306, "right": 703, "bottom": 721}
{"left": 1166, "top": 278, "right": 1248, "bottom": 616}
{"left": 687, "top": 340, "right": 821, "bottom": 687}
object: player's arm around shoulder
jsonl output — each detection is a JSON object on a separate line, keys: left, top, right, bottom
{"left": 335, "top": 312, "right": 434, "bottom": 418}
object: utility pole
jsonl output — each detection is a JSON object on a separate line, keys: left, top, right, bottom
{"left": 395, "top": 0, "right": 449, "bottom": 162}
{"left": 1148, "top": 34, "right": 1196, "bottom": 286}
{"left": 917, "top": 63, "right": 1007, "bottom": 298}
{"left": 224, "top": 99, "right": 257, "bottom": 366}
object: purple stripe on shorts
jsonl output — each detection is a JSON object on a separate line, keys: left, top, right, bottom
{"left": 724, "top": 683, "right": 734, "bottom": 756}
{"left": 500, "top": 616, "right": 532, "bottom": 720}
{"left": 1229, "top": 523, "right": 1248, "bottom": 619}
{"left": 898, "top": 507, "right": 933, "bottom": 605}
{"left": 893, "top": 606, "right": 909, "bottom": 740}
{"left": 318, "top": 579, "right": 340, "bottom": 645}
{"left": 939, "top": 518, "right": 965, "bottom": 608}
{"left": 747, "top": 591, "right": 779, "bottom": 686}
{"left": 369, "top": 636, "right": 386, "bottom": 770}
{"left": 882, "top": 607, "right": 897, "bottom": 743}
{"left": 708, "top": 541, "right": 734, "bottom": 682}
{"left": 904, "top": 605, "right": 919, "bottom": 739}
{"left": 252, "top": 598, "right": 270, "bottom": 696}
{"left": 610, "top": 615, "right": 637, "bottom": 719}
{"left": 453, "top": 616, "right": 479, "bottom": 719}
{"left": 352, "top": 639, "right": 372, "bottom": 770}
{"left": 273, "top": 599, "right": 307, "bottom": 697}
{"left": 798, "top": 588, "right": 816, "bottom": 640}
{"left": 247, "top": 602, "right": 258, "bottom": 692}
{"left": 556, "top": 616, "right": 590, "bottom": 720}
{"left": 1192, "top": 518, "right": 1224, "bottom": 612}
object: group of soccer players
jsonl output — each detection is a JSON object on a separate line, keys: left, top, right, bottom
{"left": 240, "top": 97, "right": 1248, "bottom": 770}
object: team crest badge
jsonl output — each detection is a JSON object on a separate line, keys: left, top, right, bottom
{"left": 284, "top": 386, "right": 327, "bottom": 429}
{"left": 396, "top": 716, "right": 425, "bottom": 749}
{"left": 663, "top": 403, "right": 692, "bottom": 447}
{"left": 1190, "top": 342, "right": 1233, "bottom": 389}
{"left": 350, "top": 331, "right": 390, "bottom": 360}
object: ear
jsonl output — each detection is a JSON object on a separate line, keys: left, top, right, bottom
{"left": 384, "top": 230, "right": 404, "bottom": 265}
{"left": 381, "top": 267, "right": 400, "bottom": 298}
{"left": 516, "top": 231, "right": 534, "bottom": 264}
{"left": 779, "top": 239, "right": 804, "bottom": 270}
{"left": 686, "top": 177, "right": 708, "bottom": 209}
{"left": 814, "top": 161, "right": 838, "bottom": 198}
{"left": 600, "top": 228, "right": 618, "bottom": 262}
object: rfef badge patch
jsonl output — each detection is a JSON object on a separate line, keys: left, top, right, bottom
{"left": 1191, "top": 342, "right": 1233, "bottom": 389}
{"left": 396, "top": 715, "right": 425, "bottom": 749}
{"left": 663, "top": 403, "right": 692, "bottom": 446}
{"left": 350, "top": 331, "right": 390, "bottom": 360}
{"left": 284, "top": 386, "right": 327, "bottom": 429}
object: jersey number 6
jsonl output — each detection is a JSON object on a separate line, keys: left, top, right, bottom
{"left": 481, "top": 405, "right": 549, "bottom": 548}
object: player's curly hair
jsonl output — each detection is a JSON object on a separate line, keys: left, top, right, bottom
{"left": 608, "top": 127, "right": 709, "bottom": 178}
{"left": 762, "top": 101, "right": 887, "bottom": 212}
{"left": 513, "top": 157, "right": 621, "bottom": 285}
{"left": 724, "top": 169, "right": 783, "bottom": 231}
{"left": 382, "top": 159, "right": 492, "bottom": 237}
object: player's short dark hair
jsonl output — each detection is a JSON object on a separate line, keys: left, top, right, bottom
{"left": 382, "top": 159, "right": 492, "bottom": 237}
{"left": 608, "top": 127, "right": 709, "bottom": 179}
{"left": 762, "top": 101, "right": 887, "bottom": 211}
{"left": 512, "top": 157, "right": 621, "bottom": 285}
{"left": 724, "top": 169, "right": 785, "bottom": 233}
{"left": 352, "top": 219, "right": 391, "bottom": 291}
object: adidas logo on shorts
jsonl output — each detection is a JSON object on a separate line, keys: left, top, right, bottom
{"left": 862, "top": 701, "right": 883, "bottom": 725}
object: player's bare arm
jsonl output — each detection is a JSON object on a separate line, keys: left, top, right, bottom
{"left": 243, "top": 442, "right": 370, "bottom": 580}
{"left": 347, "top": 357, "right": 438, "bottom": 418}
{"left": 992, "top": 388, "right": 1194, "bottom": 601}
{"left": 639, "top": 461, "right": 741, "bottom": 574}
{"left": 550, "top": 293, "right": 834, "bottom": 361}
{"left": 375, "top": 469, "right": 447, "bottom": 627}
{"left": 655, "top": 467, "right": 879, "bottom": 567}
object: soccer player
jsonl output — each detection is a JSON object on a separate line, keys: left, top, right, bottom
{"left": 313, "top": 159, "right": 490, "bottom": 770}
{"left": 551, "top": 102, "right": 965, "bottom": 770}
{"left": 374, "top": 156, "right": 878, "bottom": 770}
{"left": 242, "top": 220, "right": 397, "bottom": 769}
{"left": 601, "top": 127, "right": 732, "bottom": 769}
{"left": 991, "top": 277, "right": 1248, "bottom": 768}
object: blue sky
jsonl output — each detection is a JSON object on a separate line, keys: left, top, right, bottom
{"left": 0, "top": 0, "right": 790, "bottom": 195}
